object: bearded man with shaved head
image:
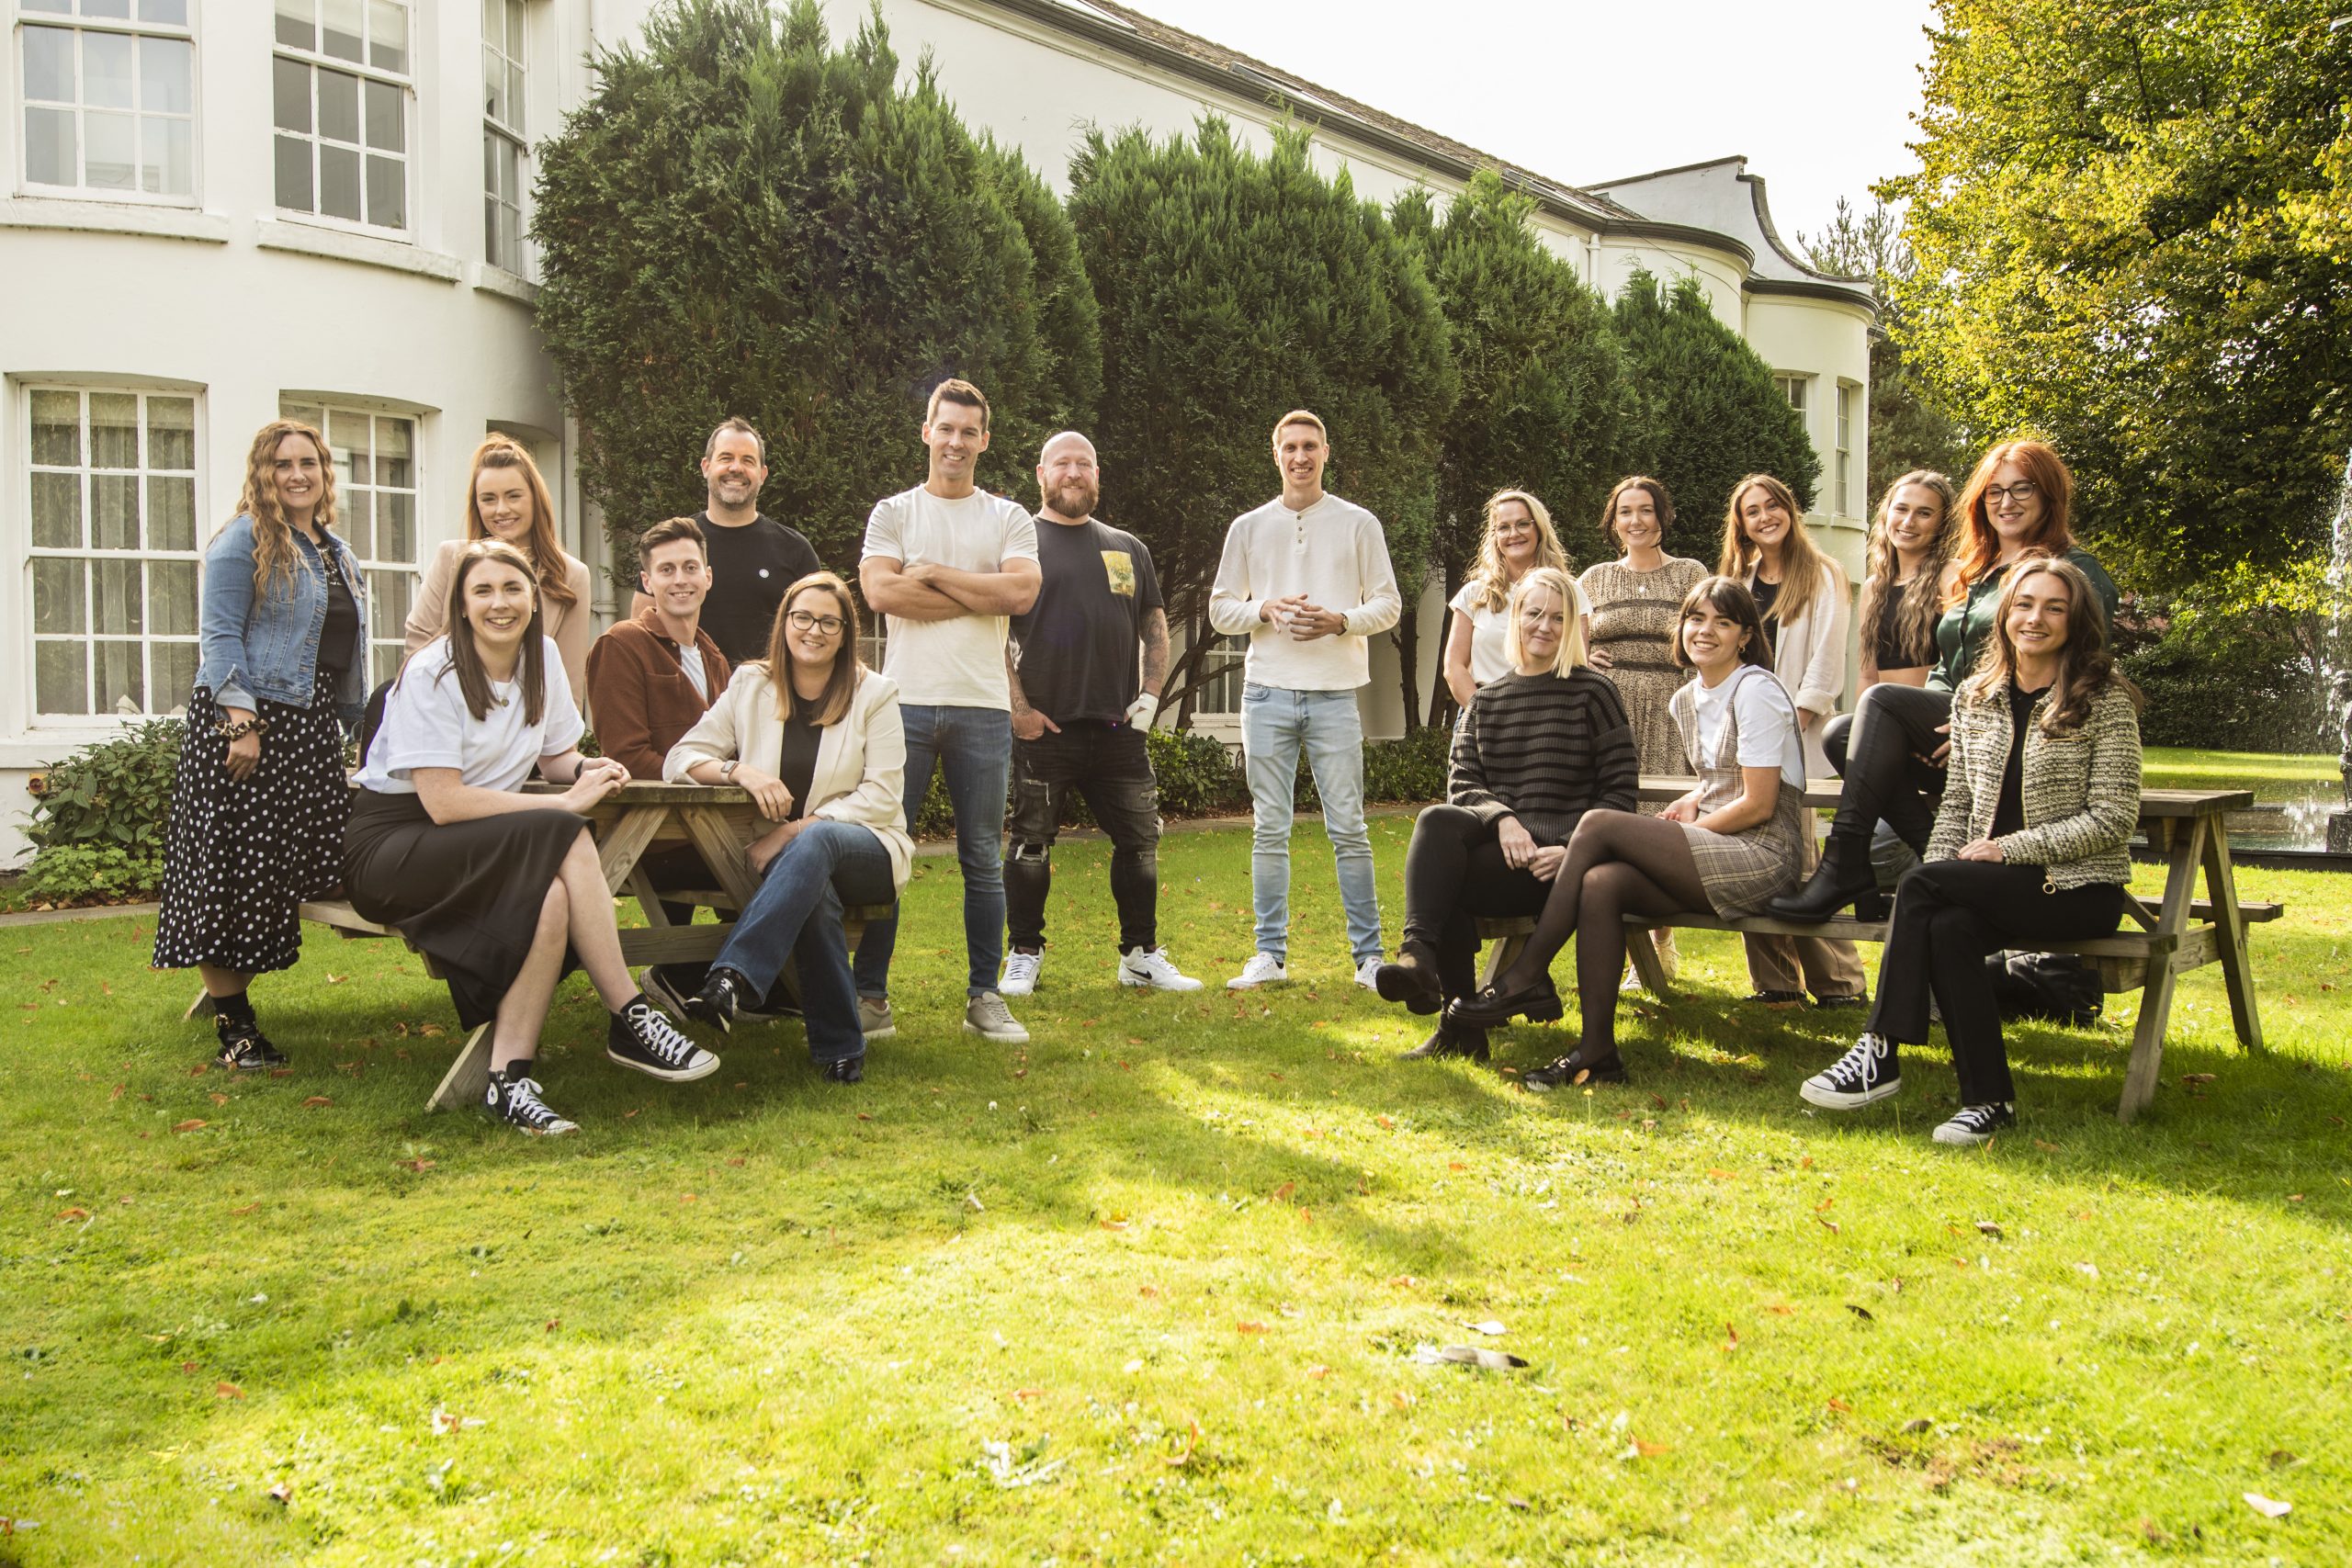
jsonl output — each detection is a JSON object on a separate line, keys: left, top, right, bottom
{"left": 997, "top": 431, "right": 1201, "bottom": 998}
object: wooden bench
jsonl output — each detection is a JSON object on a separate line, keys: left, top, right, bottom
{"left": 1467, "top": 780, "right": 2273, "bottom": 1123}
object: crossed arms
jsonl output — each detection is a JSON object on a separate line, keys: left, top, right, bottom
{"left": 860, "top": 555, "right": 1040, "bottom": 622}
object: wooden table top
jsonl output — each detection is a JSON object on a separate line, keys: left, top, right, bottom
{"left": 1633, "top": 776, "right": 2251, "bottom": 818}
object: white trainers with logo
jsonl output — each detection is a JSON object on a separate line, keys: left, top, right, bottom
{"left": 1227, "top": 953, "right": 1288, "bottom": 990}
{"left": 1000, "top": 950, "right": 1044, "bottom": 997}
{"left": 1119, "top": 946, "right": 1203, "bottom": 991}
{"left": 1352, "top": 955, "right": 1384, "bottom": 991}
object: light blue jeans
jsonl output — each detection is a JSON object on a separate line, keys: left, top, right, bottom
{"left": 1239, "top": 682, "right": 1382, "bottom": 964}
{"left": 853, "top": 703, "right": 1010, "bottom": 998}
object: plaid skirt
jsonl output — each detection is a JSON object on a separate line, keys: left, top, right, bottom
{"left": 1678, "top": 776, "right": 1805, "bottom": 918}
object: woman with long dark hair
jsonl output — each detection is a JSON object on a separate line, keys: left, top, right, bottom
{"left": 346, "top": 541, "right": 716, "bottom": 1135}
{"left": 1448, "top": 578, "right": 1808, "bottom": 1087}
{"left": 1770, "top": 440, "right": 2120, "bottom": 921}
{"left": 404, "top": 435, "right": 594, "bottom": 691}
{"left": 154, "top": 420, "right": 368, "bottom": 1068}
{"left": 1801, "top": 558, "right": 2143, "bottom": 1144}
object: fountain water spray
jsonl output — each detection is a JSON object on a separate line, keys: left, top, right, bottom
{"left": 2328, "top": 446, "right": 2352, "bottom": 853}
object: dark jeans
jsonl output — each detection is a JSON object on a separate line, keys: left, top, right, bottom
{"left": 1866, "top": 859, "right": 2126, "bottom": 1104}
{"left": 711, "top": 820, "right": 897, "bottom": 1064}
{"left": 854, "top": 703, "right": 1011, "bottom": 998}
{"left": 1822, "top": 684, "right": 1952, "bottom": 854}
{"left": 1399, "top": 804, "right": 1553, "bottom": 999}
{"left": 1006, "top": 723, "right": 1161, "bottom": 954}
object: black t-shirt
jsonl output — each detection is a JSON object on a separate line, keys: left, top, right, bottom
{"left": 697, "top": 512, "right": 820, "bottom": 664}
{"left": 316, "top": 544, "right": 360, "bottom": 675}
{"left": 1992, "top": 680, "right": 2050, "bottom": 840}
{"left": 1011, "top": 516, "right": 1163, "bottom": 724}
{"left": 775, "top": 689, "right": 823, "bottom": 823}
{"left": 1751, "top": 576, "right": 1782, "bottom": 658}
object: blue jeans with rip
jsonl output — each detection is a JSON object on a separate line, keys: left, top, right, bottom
{"left": 710, "top": 819, "right": 897, "bottom": 1064}
{"left": 853, "top": 703, "right": 1011, "bottom": 998}
{"left": 1239, "top": 682, "right": 1382, "bottom": 965}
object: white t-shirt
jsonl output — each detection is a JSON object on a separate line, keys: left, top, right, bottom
{"left": 675, "top": 637, "right": 710, "bottom": 703}
{"left": 1688, "top": 664, "right": 1805, "bottom": 789}
{"left": 356, "top": 635, "right": 585, "bottom": 794}
{"left": 860, "top": 485, "right": 1039, "bottom": 708}
{"left": 1449, "top": 576, "right": 1593, "bottom": 687}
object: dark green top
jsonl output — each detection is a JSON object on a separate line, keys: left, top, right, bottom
{"left": 1928, "top": 547, "right": 2120, "bottom": 694}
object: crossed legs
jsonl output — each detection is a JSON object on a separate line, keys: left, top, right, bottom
{"left": 492, "top": 828, "right": 640, "bottom": 1073}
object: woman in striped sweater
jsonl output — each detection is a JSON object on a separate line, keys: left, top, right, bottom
{"left": 1800, "top": 557, "right": 2143, "bottom": 1144}
{"left": 1373, "top": 569, "right": 1639, "bottom": 1062}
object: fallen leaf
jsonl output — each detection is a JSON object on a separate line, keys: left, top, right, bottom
{"left": 215, "top": 1382, "right": 243, "bottom": 1400}
{"left": 1013, "top": 1388, "right": 1044, "bottom": 1401}
{"left": 1161, "top": 1417, "right": 1201, "bottom": 1466}
{"left": 1273, "top": 1181, "right": 1296, "bottom": 1201}
{"left": 2243, "top": 1493, "right": 2291, "bottom": 1519}
{"left": 1707, "top": 1168, "right": 1734, "bottom": 1181}
{"left": 430, "top": 1408, "right": 458, "bottom": 1436}
{"left": 171, "top": 1119, "right": 206, "bottom": 1134}
{"left": 1102, "top": 1215, "right": 1130, "bottom": 1232}
{"left": 1975, "top": 1220, "right": 2004, "bottom": 1240}
{"left": 301, "top": 1096, "right": 333, "bottom": 1109}
{"left": 208, "top": 1092, "right": 228, "bottom": 1106}
{"left": 229, "top": 1202, "right": 259, "bottom": 1216}
{"left": 1392, "top": 1390, "right": 1416, "bottom": 1409}
{"left": 1902, "top": 1417, "right": 1934, "bottom": 1433}
{"left": 325, "top": 974, "right": 347, "bottom": 985}
{"left": 54, "top": 1207, "right": 87, "bottom": 1222}
{"left": 1815, "top": 1196, "right": 1835, "bottom": 1213}
{"left": 1826, "top": 1396, "right": 1853, "bottom": 1415}
{"left": 680, "top": 1193, "right": 696, "bottom": 1203}
{"left": 398, "top": 1158, "right": 435, "bottom": 1173}
{"left": 2178, "top": 1072, "right": 2215, "bottom": 1085}
{"left": 1763, "top": 1303, "right": 1795, "bottom": 1316}
{"left": 545, "top": 1319, "right": 560, "bottom": 1332}
{"left": 1633, "top": 1438, "right": 1668, "bottom": 1457}
{"left": 180, "top": 1360, "right": 199, "bottom": 1374}
{"left": 1722, "top": 1323, "right": 1739, "bottom": 1351}
{"left": 1375, "top": 1115, "right": 1394, "bottom": 1129}
{"left": 1817, "top": 1214, "right": 1841, "bottom": 1234}
{"left": 1306, "top": 1365, "right": 1333, "bottom": 1379}
{"left": 727, "top": 1157, "right": 745, "bottom": 1167}
{"left": 1447, "top": 1161, "right": 1466, "bottom": 1171}
{"left": 2033, "top": 1139, "right": 2061, "bottom": 1152}
{"left": 266, "top": 1483, "right": 291, "bottom": 1506}
{"left": 1237, "top": 1321, "right": 1269, "bottom": 1334}
{"left": 1846, "top": 1303, "right": 1874, "bottom": 1321}
{"left": 418, "top": 1024, "right": 446, "bottom": 1039}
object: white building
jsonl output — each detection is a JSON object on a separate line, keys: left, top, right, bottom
{"left": 0, "top": 0, "right": 1873, "bottom": 863}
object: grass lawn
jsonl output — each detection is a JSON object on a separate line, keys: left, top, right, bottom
{"left": 3, "top": 821, "right": 2349, "bottom": 1565}
{"left": 2142, "top": 748, "right": 2342, "bottom": 803}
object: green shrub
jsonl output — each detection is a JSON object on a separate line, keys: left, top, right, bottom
{"left": 2118, "top": 612, "right": 2329, "bottom": 752}
{"left": 1363, "top": 726, "right": 1453, "bottom": 805}
{"left": 21, "top": 720, "right": 183, "bottom": 900}
{"left": 1147, "top": 728, "right": 1247, "bottom": 818}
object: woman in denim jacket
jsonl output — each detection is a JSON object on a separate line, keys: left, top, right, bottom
{"left": 153, "top": 419, "right": 368, "bottom": 1069}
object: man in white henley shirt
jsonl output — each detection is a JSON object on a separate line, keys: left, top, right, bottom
{"left": 1207, "top": 410, "right": 1402, "bottom": 989}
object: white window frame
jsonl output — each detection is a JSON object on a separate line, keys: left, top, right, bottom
{"left": 1836, "top": 381, "right": 1854, "bottom": 515}
{"left": 1774, "top": 373, "right": 1808, "bottom": 416}
{"left": 13, "top": 0, "right": 199, "bottom": 204}
{"left": 270, "top": 0, "right": 413, "bottom": 236}
{"left": 481, "top": 0, "right": 530, "bottom": 276}
{"left": 22, "top": 381, "right": 206, "bottom": 724}
{"left": 279, "top": 394, "right": 422, "bottom": 689}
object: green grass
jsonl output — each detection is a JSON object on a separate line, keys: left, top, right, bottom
{"left": 2143, "top": 747, "right": 2342, "bottom": 803}
{"left": 4, "top": 823, "right": 2349, "bottom": 1564}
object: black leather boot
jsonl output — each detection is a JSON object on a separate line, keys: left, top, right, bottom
{"left": 1767, "top": 835, "right": 1887, "bottom": 921}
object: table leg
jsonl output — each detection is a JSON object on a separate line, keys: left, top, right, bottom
{"left": 596, "top": 807, "right": 670, "bottom": 896}
{"left": 2199, "top": 829, "right": 2265, "bottom": 1054}
{"left": 425, "top": 1023, "right": 496, "bottom": 1114}
{"left": 626, "top": 863, "right": 672, "bottom": 928}
{"left": 1624, "top": 923, "right": 1672, "bottom": 998}
{"left": 2118, "top": 817, "right": 2207, "bottom": 1123}
{"left": 1477, "top": 933, "right": 1528, "bottom": 993}
{"left": 682, "top": 807, "right": 764, "bottom": 914}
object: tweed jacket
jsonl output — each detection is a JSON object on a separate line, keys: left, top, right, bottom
{"left": 1924, "top": 679, "right": 2142, "bottom": 888}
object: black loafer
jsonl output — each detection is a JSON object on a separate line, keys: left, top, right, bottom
{"left": 1445, "top": 978, "right": 1564, "bottom": 1029}
{"left": 1812, "top": 992, "right": 1870, "bottom": 1010}
{"left": 1748, "top": 990, "right": 1807, "bottom": 1010}
{"left": 1523, "top": 1045, "right": 1629, "bottom": 1090}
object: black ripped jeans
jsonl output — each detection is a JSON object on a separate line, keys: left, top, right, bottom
{"left": 1005, "top": 724, "right": 1162, "bottom": 955}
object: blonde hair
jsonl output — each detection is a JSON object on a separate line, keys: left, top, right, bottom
{"left": 1858, "top": 469, "right": 1960, "bottom": 669}
{"left": 758, "top": 571, "right": 864, "bottom": 728}
{"left": 1719, "top": 472, "right": 1840, "bottom": 633}
{"left": 1271, "top": 409, "right": 1328, "bottom": 446}
{"left": 1502, "top": 567, "right": 1589, "bottom": 677}
{"left": 1464, "top": 489, "right": 1571, "bottom": 614}
{"left": 232, "top": 420, "right": 340, "bottom": 602}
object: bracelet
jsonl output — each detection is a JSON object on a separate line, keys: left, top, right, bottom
{"left": 216, "top": 716, "right": 271, "bottom": 740}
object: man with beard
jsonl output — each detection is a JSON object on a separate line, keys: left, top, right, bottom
{"left": 633, "top": 417, "right": 820, "bottom": 664}
{"left": 998, "top": 433, "right": 1199, "bottom": 997}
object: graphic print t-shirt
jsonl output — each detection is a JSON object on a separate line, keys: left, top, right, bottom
{"left": 1011, "top": 516, "right": 1163, "bottom": 724}
{"left": 697, "top": 512, "right": 820, "bottom": 664}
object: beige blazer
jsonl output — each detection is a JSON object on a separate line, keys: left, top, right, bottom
{"left": 1749, "top": 559, "right": 1849, "bottom": 778}
{"left": 662, "top": 662, "right": 913, "bottom": 890}
{"left": 406, "top": 537, "right": 596, "bottom": 695}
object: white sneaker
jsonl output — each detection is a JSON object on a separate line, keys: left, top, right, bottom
{"left": 1227, "top": 953, "right": 1288, "bottom": 990}
{"left": 1352, "top": 955, "right": 1383, "bottom": 991}
{"left": 1120, "top": 946, "right": 1204, "bottom": 991}
{"left": 1000, "top": 949, "right": 1043, "bottom": 997}
{"left": 964, "top": 990, "right": 1030, "bottom": 1043}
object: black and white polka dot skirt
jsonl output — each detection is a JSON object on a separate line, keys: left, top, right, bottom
{"left": 152, "top": 671, "right": 349, "bottom": 976}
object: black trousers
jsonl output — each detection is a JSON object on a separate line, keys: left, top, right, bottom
{"left": 1005, "top": 724, "right": 1161, "bottom": 954}
{"left": 1866, "top": 860, "right": 2127, "bottom": 1104}
{"left": 1400, "top": 804, "right": 1555, "bottom": 998}
{"left": 1821, "top": 684, "right": 1951, "bottom": 854}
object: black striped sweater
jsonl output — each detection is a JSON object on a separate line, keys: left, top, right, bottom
{"left": 1450, "top": 669, "right": 1641, "bottom": 844}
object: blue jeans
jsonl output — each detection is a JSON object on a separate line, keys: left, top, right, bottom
{"left": 712, "top": 820, "right": 896, "bottom": 1064}
{"left": 853, "top": 703, "right": 1010, "bottom": 998}
{"left": 1238, "top": 682, "right": 1382, "bottom": 964}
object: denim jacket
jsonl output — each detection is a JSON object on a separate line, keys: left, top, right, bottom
{"left": 195, "top": 513, "right": 369, "bottom": 714}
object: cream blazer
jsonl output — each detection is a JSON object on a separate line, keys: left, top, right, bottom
{"left": 662, "top": 662, "right": 913, "bottom": 891}
{"left": 406, "top": 537, "right": 596, "bottom": 696}
{"left": 1750, "top": 559, "right": 1850, "bottom": 778}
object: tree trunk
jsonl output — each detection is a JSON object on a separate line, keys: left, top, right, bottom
{"left": 1394, "top": 615, "right": 1419, "bottom": 734}
{"left": 1426, "top": 558, "right": 1457, "bottom": 729}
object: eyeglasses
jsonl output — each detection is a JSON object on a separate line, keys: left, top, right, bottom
{"left": 1983, "top": 481, "right": 2041, "bottom": 506}
{"left": 787, "top": 611, "right": 845, "bottom": 636}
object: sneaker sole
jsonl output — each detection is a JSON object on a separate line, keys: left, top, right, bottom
{"left": 1226, "top": 976, "right": 1287, "bottom": 990}
{"left": 1932, "top": 1124, "right": 2002, "bottom": 1146}
{"left": 963, "top": 1021, "right": 1031, "bottom": 1044}
{"left": 861, "top": 1023, "right": 897, "bottom": 1042}
{"left": 605, "top": 1046, "right": 723, "bottom": 1083}
{"left": 1798, "top": 1077, "right": 1902, "bottom": 1111}
{"left": 1120, "top": 971, "right": 1204, "bottom": 990}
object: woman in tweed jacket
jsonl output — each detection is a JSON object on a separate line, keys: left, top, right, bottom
{"left": 1801, "top": 557, "right": 2143, "bottom": 1145}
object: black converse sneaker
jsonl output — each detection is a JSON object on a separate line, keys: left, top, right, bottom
{"left": 1932, "top": 1102, "right": 2016, "bottom": 1146}
{"left": 607, "top": 996, "right": 720, "bottom": 1082}
{"left": 212, "top": 1019, "right": 289, "bottom": 1072}
{"left": 1800, "top": 1033, "right": 1902, "bottom": 1110}
{"left": 684, "top": 969, "right": 746, "bottom": 1036}
{"left": 485, "top": 1068, "right": 578, "bottom": 1136}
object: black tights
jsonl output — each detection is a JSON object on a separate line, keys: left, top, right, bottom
{"left": 1496, "top": 809, "right": 1711, "bottom": 1055}
{"left": 1822, "top": 683, "right": 1951, "bottom": 853}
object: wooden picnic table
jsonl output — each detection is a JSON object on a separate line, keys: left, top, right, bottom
{"left": 1474, "top": 779, "right": 2269, "bottom": 1123}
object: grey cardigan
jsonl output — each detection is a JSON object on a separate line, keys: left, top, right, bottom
{"left": 1925, "top": 679, "right": 2143, "bottom": 889}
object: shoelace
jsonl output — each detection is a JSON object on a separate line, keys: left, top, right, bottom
{"left": 1949, "top": 1104, "right": 2006, "bottom": 1134}
{"left": 1829, "top": 1039, "right": 1888, "bottom": 1088}
{"left": 627, "top": 1004, "right": 697, "bottom": 1066}
{"left": 500, "top": 1077, "right": 564, "bottom": 1131}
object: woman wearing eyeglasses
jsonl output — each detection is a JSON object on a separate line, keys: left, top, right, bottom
{"left": 1770, "top": 439, "right": 2120, "bottom": 921}
{"left": 663, "top": 572, "right": 911, "bottom": 1083}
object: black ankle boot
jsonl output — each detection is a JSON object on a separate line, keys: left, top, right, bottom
{"left": 1767, "top": 836, "right": 1886, "bottom": 922}
{"left": 1374, "top": 942, "right": 1444, "bottom": 1013}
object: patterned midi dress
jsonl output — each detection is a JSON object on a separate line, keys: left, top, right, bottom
{"left": 1577, "top": 556, "right": 1709, "bottom": 788}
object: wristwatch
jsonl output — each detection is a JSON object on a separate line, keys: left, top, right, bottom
{"left": 718, "top": 760, "right": 740, "bottom": 783}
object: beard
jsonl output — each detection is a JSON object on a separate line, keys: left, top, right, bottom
{"left": 711, "top": 476, "right": 756, "bottom": 505}
{"left": 1046, "top": 478, "right": 1099, "bottom": 518}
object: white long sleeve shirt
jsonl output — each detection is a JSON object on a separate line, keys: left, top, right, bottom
{"left": 1206, "top": 493, "right": 1402, "bottom": 692}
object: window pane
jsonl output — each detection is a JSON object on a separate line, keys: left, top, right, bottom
{"left": 20, "top": 0, "right": 73, "bottom": 13}
{"left": 149, "top": 475, "right": 197, "bottom": 550}
{"left": 369, "top": 0, "right": 409, "bottom": 73}
{"left": 85, "top": 30, "right": 135, "bottom": 108}
{"left": 368, "top": 570, "right": 410, "bottom": 639}
{"left": 482, "top": 43, "right": 507, "bottom": 123}
{"left": 341, "top": 490, "right": 372, "bottom": 558}
{"left": 486, "top": 191, "right": 506, "bottom": 270}
{"left": 93, "top": 474, "right": 142, "bottom": 549}
{"left": 155, "top": 642, "right": 198, "bottom": 712}
{"left": 272, "top": 58, "right": 310, "bottom": 133}
{"left": 147, "top": 396, "right": 196, "bottom": 469}
{"left": 366, "top": 153, "right": 405, "bottom": 230}
{"left": 33, "top": 558, "right": 86, "bottom": 635}
{"left": 85, "top": 111, "right": 138, "bottom": 189}
{"left": 141, "top": 36, "right": 193, "bottom": 113}
{"left": 327, "top": 409, "right": 368, "bottom": 480}
{"left": 280, "top": 400, "right": 325, "bottom": 433}
{"left": 90, "top": 393, "right": 139, "bottom": 468}
{"left": 36, "top": 642, "right": 89, "bottom": 715}
{"left": 371, "top": 642, "right": 402, "bottom": 689}
{"left": 318, "top": 68, "right": 358, "bottom": 143}
{"left": 139, "top": 0, "right": 191, "bottom": 23}
{"left": 95, "top": 558, "right": 144, "bottom": 634}
{"left": 364, "top": 78, "right": 401, "bottom": 152}
{"left": 375, "top": 415, "right": 413, "bottom": 488}
{"left": 30, "top": 389, "right": 81, "bottom": 465}
{"left": 23, "top": 26, "right": 73, "bottom": 101}
{"left": 322, "top": 0, "right": 363, "bottom": 62}
{"left": 319, "top": 143, "right": 361, "bottom": 220}
{"left": 508, "top": 63, "right": 525, "bottom": 126}
{"left": 141, "top": 117, "right": 192, "bottom": 197}
{"left": 26, "top": 107, "right": 75, "bottom": 186}
{"left": 31, "top": 472, "right": 83, "bottom": 547}
{"left": 96, "top": 643, "right": 144, "bottom": 715}
{"left": 83, "top": 0, "right": 132, "bottom": 17}
{"left": 275, "top": 0, "right": 313, "bottom": 51}
{"left": 505, "top": 2, "right": 524, "bottom": 58}
{"left": 275, "top": 132, "right": 312, "bottom": 210}
{"left": 383, "top": 490, "right": 414, "bottom": 560}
